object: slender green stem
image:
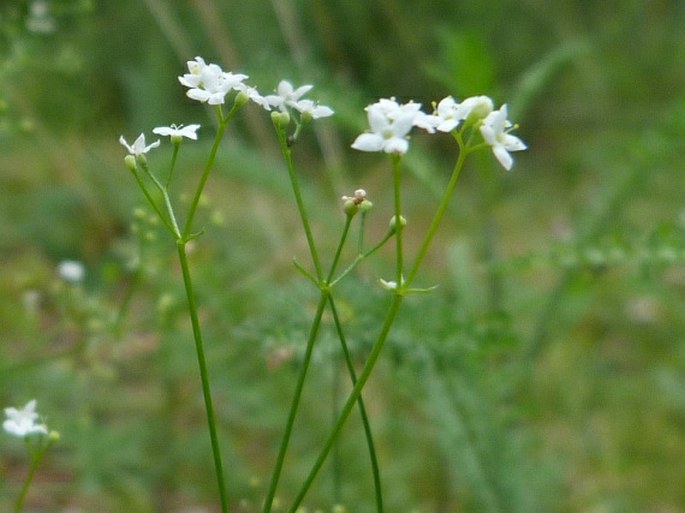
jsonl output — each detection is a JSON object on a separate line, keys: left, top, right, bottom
{"left": 331, "top": 230, "right": 394, "bottom": 287}
{"left": 274, "top": 123, "right": 324, "bottom": 280}
{"left": 405, "top": 132, "right": 470, "bottom": 287}
{"left": 262, "top": 293, "right": 329, "bottom": 513}
{"left": 326, "top": 215, "right": 354, "bottom": 283}
{"left": 14, "top": 443, "right": 43, "bottom": 513}
{"left": 391, "top": 155, "right": 404, "bottom": 287}
{"left": 141, "top": 162, "right": 182, "bottom": 238}
{"left": 183, "top": 104, "right": 239, "bottom": 240}
{"left": 176, "top": 242, "right": 229, "bottom": 513}
{"left": 130, "top": 167, "right": 177, "bottom": 235}
{"left": 166, "top": 144, "right": 180, "bottom": 188}
{"left": 328, "top": 296, "right": 384, "bottom": 513}
{"left": 287, "top": 294, "right": 404, "bottom": 513}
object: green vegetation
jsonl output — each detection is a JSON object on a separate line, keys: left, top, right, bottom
{"left": 2, "top": 1, "right": 685, "bottom": 512}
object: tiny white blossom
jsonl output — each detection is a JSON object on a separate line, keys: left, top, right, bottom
{"left": 479, "top": 104, "right": 527, "bottom": 171}
{"left": 292, "top": 99, "right": 334, "bottom": 119}
{"left": 57, "top": 260, "right": 85, "bottom": 283}
{"left": 351, "top": 99, "right": 420, "bottom": 155}
{"left": 153, "top": 123, "right": 201, "bottom": 140}
{"left": 178, "top": 56, "right": 248, "bottom": 105}
{"left": 430, "top": 95, "right": 494, "bottom": 133}
{"left": 3, "top": 400, "right": 48, "bottom": 438}
{"left": 266, "top": 80, "right": 314, "bottom": 112}
{"left": 119, "top": 133, "right": 160, "bottom": 156}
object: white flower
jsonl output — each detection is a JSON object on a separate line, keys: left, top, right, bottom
{"left": 3, "top": 400, "right": 48, "bottom": 438}
{"left": 351, "top": 99, "right": 421, "bottom": 155}
{"left": 479, "top": 104, "right": 527, "bottom": 171}
{"left": 430, "top": 95, "right": 494, "bottom": 133}
{"left": 292, "top": 99, "right": 334, "bottom": 119}
{"left": 237, "top": 85, "right": 271, "bottom": 110}
{"left": 265, "top": 80, "right": 314, "bottom": 112}
{"left": 178, "top": 56, "right": 248, "bottom": 105}
{"left": 119, "top": 133, "right": 161, "bottom": 156}
{"left": 57, "top": 260, "right": 85, "bottom": 283}
{"left": 153, "top": 123, "right": 201, "bottom": 140}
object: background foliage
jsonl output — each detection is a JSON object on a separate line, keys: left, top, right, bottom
{"left": 2, "top": 0, "right": 685, "bottom": 512}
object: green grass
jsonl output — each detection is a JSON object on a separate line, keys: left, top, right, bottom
{"left": 2, "top": 1, "right": 685, "bottom": 512}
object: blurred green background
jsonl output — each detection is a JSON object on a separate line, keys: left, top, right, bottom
{"left": 2, "top": 0, "right": 685, "bottom": 512}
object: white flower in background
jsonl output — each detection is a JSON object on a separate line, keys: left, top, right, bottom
{"left": 351, "top": 98, "right": 422, "bottom": 155}
{"left": 265, "top": 80, "right": 314, "bottom": 112}
{"left": 479, "top": 104, "right": 527, "bottom": 171}
{"left": 292, "top": 99, "right": 334, "bottom": 120}
{"left": 119, "top": 133, "right": 161, "bottom": 157}
{"left": 57, "top": 260, "right": 85, "bottom": 283}
{"left": 26, "top": 0, "right": 56, "bottom": 34}
{"left": 153, "top": 123, "right": 201, "bottom": 141}
{"left": 178, "top": 56, "right": 248, "bottom": 105}
{"left": 3, "top": 400, "right": 48, "bottom": 438}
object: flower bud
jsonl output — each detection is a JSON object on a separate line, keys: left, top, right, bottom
{"left": 234, "top": 90, "right": 250, "bottom": 108}
{"left": 359, "top": 199, "right": 373, "bottom": 213}
{"left": 271, "top": 110, "right": 291, "bottom": 129}
{"left": 342, "top": 199, "right": 359, "bottom": 216}
{"left": 389, "top": 214, "right": 407, "bottom": 232}
{"left": 124, "top": 154, "right": 137, "bottom": 173}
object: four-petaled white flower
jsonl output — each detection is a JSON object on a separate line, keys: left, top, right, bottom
{"left": 57, "top": 260, "right": 85, "bottom": 283}
{"left": 3, "top": 400, "right": 48, "bottom": 438}
{"left": 178, "top": 56, "right": 248, "bottom": 105}
{"left": 351, "top": 98, "right": 422, "bottom": 155}
{"left": 119, "top": 133, "right": 160, "bottom": 157}
{"left": 153, "top": 123, "right": 201, "bottom": 141}
{"left": 292, "top": 99, "right": 334, "bottom": 119}
{"left": 265, "top": 80, "right": 314, "bottom": 112}
{"left": 479, "top": 104, "right": 527, "bottom": 171}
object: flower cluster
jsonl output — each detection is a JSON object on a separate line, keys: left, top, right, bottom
{"left": 121, "top": 57, "right": 335, "bottom": 158}
{"left": 352, "top": 95, "right": 526, "bottom": 170}
{"left": 178, "top": 56, "right": 250, "bottom": 106}
{"left": 3, "top": 400, "right": 48, "bottom": 438}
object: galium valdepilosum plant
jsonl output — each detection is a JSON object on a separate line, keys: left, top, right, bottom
{"left": 114, "top": 55, "right": 526, "bottom": 513}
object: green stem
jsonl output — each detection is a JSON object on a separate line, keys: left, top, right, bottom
{"left": 287, "top": 294, "right": 404, "bottom": 513}
{"left": 392, "top": 155, "right": 404, "bottom": 286}
{"left": 326, "top": 215, "right": 353, "bottom": 283}
{"left": 14, "top": 443, "right": 43, "bottom": 513}
{"left": 328, "top": 296, "right": 384, "bottom": 513}
{"left": 262, "top": 293, "right": 328, "bottom": 513}
{"left": 274, "top": 123, "right": 324, "bottom": 280}
{"left": 130, "top": 167, "right": 177, "bottom": 236}
{"left": 141, "top": 161, "right": 182, "bottom": 239}
{"left": 183, "top": 104, "right": 238, "bottom": 240}
{"left": 176, "top": 242, "right": 229, "bottom": 513}
{"left": 405, "top": 132, "right": 470, "bottom": 287}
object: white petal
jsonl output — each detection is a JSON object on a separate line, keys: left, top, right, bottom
{"left": 492, "top": 144, "right": 513, "bottom": 170}
{"left": 351, "top": 133, "right": 384, "bottom": 152}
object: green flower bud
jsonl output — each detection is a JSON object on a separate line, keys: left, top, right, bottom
{"left": 124, "top": 154, "right": 137, "bottom": 172}
{"left": 343, "top": 199, "right": 359, "bottom": 216}
{"left": 234, "top": 90, "right": 250, "bottom": 108}
{"left": 271, "top": 110, "right": 291, "bottom": 129}
{"left": 389, "top": 214, "right": 407, "bottom": 232}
